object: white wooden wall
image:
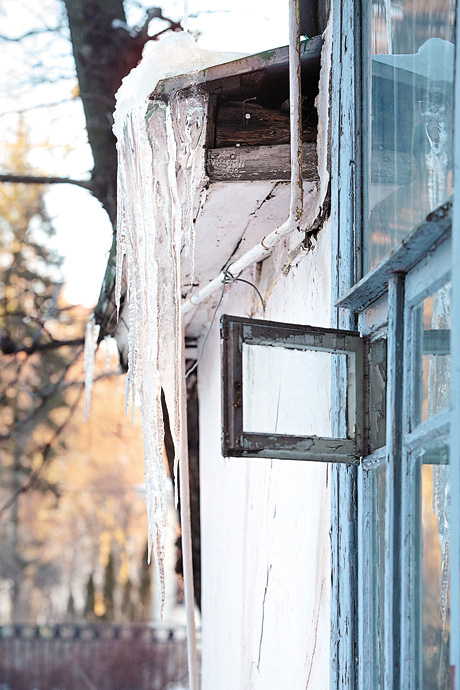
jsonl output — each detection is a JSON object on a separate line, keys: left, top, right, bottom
{"left": 198, "top": 220, "right": 332, "bottom": 690}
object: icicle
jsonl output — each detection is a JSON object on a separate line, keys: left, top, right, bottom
{"left": 384, "top": 0, "right": 393, "bottom": 55}
{"left": 83, "top": 315, "right": 100, "bottom": 421}
{"left": 183, "top": 0, "right": 189, "bottom": 33}
{"left": 421, "top": 101, "right": 449, "bottom": 212}
{"left": 104, "top": 335, "right": 111, "bottom": 371}
{"left": 432, "top": 462, "right": 451, "bottom": 627}
{"left": 113, "top": 32, "right": 241, "bottom": 617}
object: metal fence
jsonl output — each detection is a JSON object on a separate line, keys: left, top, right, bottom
{"left": 0, "top": 624, "right": 195, "bottom": 690}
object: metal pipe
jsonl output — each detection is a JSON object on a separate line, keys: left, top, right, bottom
{"left": 182, "top": 0, "right": 303, "bottom": 316}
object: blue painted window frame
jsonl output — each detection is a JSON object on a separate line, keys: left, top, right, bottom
{"left": 330, "top": 2, "right": 457, "bottom": 689}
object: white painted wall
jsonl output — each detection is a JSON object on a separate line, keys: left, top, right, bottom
{"left": 198, "top": 220, "right": 332, "bottom": 690}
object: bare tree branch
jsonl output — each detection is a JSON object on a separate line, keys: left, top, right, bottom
{"left": 0, "top": 383, "right": 85, "bottom": 517}
{"left": 0, "top": 174, "right": 93, "bottom": 191}
{"left": 145, "top": 25, "right": 181, "bottom": 42}
{"left": 59, "top": 369, "right": 120, "bottom": 392}
{"left": 1, "top": 336, "right": 85, "bottom": 356}
{"left": 0, "top": 363, "right": 120, "bottom": 443}
{"left": 0, "top": 348, "right": 84, "bottom": 441}
{"left": 0, "top": 100, "right": 75, "bottom": 118}
{"left": 0, "top": 27, "right": 63, "bottom": 42}
{"left": 139, "top": 7, "right": 182, "bottom": 41}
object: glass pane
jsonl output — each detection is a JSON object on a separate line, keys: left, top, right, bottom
{"left": 366, "top": 1, "right": 455, "bottom": 271}
{"left": 242, "top": 344, "right": 349, "bottom": 437}
{"left": 368, "top": 337, "right": 387, "bottom": 451}
{"left": 419, "top": 442, "right": 450, "bottom": 690}
{"left": 412, "top": 282, "right": 451, "bottom": 427}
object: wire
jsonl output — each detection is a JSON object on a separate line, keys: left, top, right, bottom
{"left": 184, "top": 268, "right": 265, "bottom": 379}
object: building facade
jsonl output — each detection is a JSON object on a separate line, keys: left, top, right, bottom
{"left": 101, "top": 2, "right": 460, "bottom": 688}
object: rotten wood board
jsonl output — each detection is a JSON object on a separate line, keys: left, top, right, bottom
{"left": 206, "top": 142, "right": 318, "bottom": 182}
{"left": 205, "top": 94, "right": 218, "bottom": 149}
{"left": 215, "top": 101, "right": 316, "bottom": 148}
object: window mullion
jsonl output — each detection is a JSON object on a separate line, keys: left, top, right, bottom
{"left": 384, "top": 273, "right": 405, "bottom": 690}
{"left": 450, "top": 7, "right": 460, "bottom": 685}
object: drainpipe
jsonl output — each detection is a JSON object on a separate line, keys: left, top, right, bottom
{"left": 178, "top": 4, "right": 303, "bottom": 686}
{"left": 181, "top": 0, "right": 303, "bottom": 317}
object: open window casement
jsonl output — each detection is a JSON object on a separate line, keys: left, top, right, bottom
{"left": 221, "top": 314, "right": 365, "bottom": 463}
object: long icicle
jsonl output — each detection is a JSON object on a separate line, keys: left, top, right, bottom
{"left": 113, "top": 33, "right": 239, "bottom": 625}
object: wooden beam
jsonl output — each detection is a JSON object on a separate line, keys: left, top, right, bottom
{"left": 215, "top": 101, "right": 316, "bottom": 148}
{"left": 205, "top": 94, "right": 218, "bottom": 149}
{"left": 206, "top": 142, "right": 318, "bottom": 181}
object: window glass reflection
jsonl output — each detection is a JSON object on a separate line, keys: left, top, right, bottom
{"left": 370, "top": 464, "right": 386, "bottom": 689}
{"left": 367, "top": 1, "right": 455, "bottom": 271}
{"left": 242, "top": 344, "right": 339, "bottom": 437}
{"left": 412, "top": 282, "right": 451, "bottom": 427}
{"left": 419, "top": 442, "right": 450, "bottom": 690}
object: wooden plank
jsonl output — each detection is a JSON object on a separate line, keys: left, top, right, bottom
{"left": 216, "top": 102, "right": 291, "bottom": 147}
{"left": 384, "top": 275, "right": 405, "bottom": 690}
{"left": 215, "top": 101, "right": 316, "bottom": 148}
{"left": 221, "top": 315, "right": 243, "bottom": 456}
{"left": 205, "top": 94, "right": 217, "bottom": 149}
{"left": 329, "top": 1, "right": 360, "bottom": 689}
{"left": 236, "top": 432, "right": 359, "bottom": 463}
{"left": 206, "top": 142, "right": 318, "bottom": 181}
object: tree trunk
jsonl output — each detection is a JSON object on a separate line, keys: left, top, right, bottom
{"left": 62, "top": 0, "right": 145, "bottom": 225}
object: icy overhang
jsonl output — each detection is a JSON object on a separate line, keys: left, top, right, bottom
{"left": 151, "top": 37, "right": 322, "bottom": 102}
{"left": 152, "top": 37, "right": 322, "bottom": 183}
{"left": 96, "top": 36, "right": 323, "bottom": 354}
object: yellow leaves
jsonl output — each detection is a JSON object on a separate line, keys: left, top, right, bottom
{"left": 119, "top": 553, "right": 130, "bottom": 585}
{"left": 114, "top": 526, "right": 126, "bottom": 548}
{"left": 5, "top": 341, "right": 148, "bottom": 621}
{"left": 100, "top": 531, "right": 112, "bottom": 567}
{"left": 94, "top": 592, "right": 105, "bottom": 617}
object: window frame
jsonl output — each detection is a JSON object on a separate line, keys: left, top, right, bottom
{"left": 338, "top": 160, "right": 453, "bottom": 690}
{"left": 330, "top": 2, "right": 457, "bottom": 690}
{"left": 450, "top": 6, "right": 460, "bottom": 686}
{"left": 220, "top": 314, "right": 364, "bottom": 463}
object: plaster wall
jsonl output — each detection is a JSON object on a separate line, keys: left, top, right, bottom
{"left": 198, "top": 219, "right": 332, "bottom": 690}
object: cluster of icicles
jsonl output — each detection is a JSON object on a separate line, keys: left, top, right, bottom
{"left": 103, "top": 33, "right": 240, "bottom": 615}
{"left": 83, "top": 315, "right": 99, "bottom": 421}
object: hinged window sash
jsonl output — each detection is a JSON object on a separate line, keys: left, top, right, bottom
{"left": 220, "top": 314, "right": 364, "bottom": 463}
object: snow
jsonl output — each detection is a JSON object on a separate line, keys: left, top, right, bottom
{"left": 113, "top": 32, "right": 242, "bottom": 615}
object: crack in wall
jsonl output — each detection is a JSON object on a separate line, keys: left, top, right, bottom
{"left": 257, "top": 563, "right": 273, "bottom": 672}
{"left": 305, "top": 576, "right": 326, "bottom": 688}
{"left": 220, "top": 182, "right": 282, "bottom": 274}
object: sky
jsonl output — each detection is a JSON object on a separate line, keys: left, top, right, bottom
{"left": 0, "top": 0, "right": 289, "bottom": 307}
